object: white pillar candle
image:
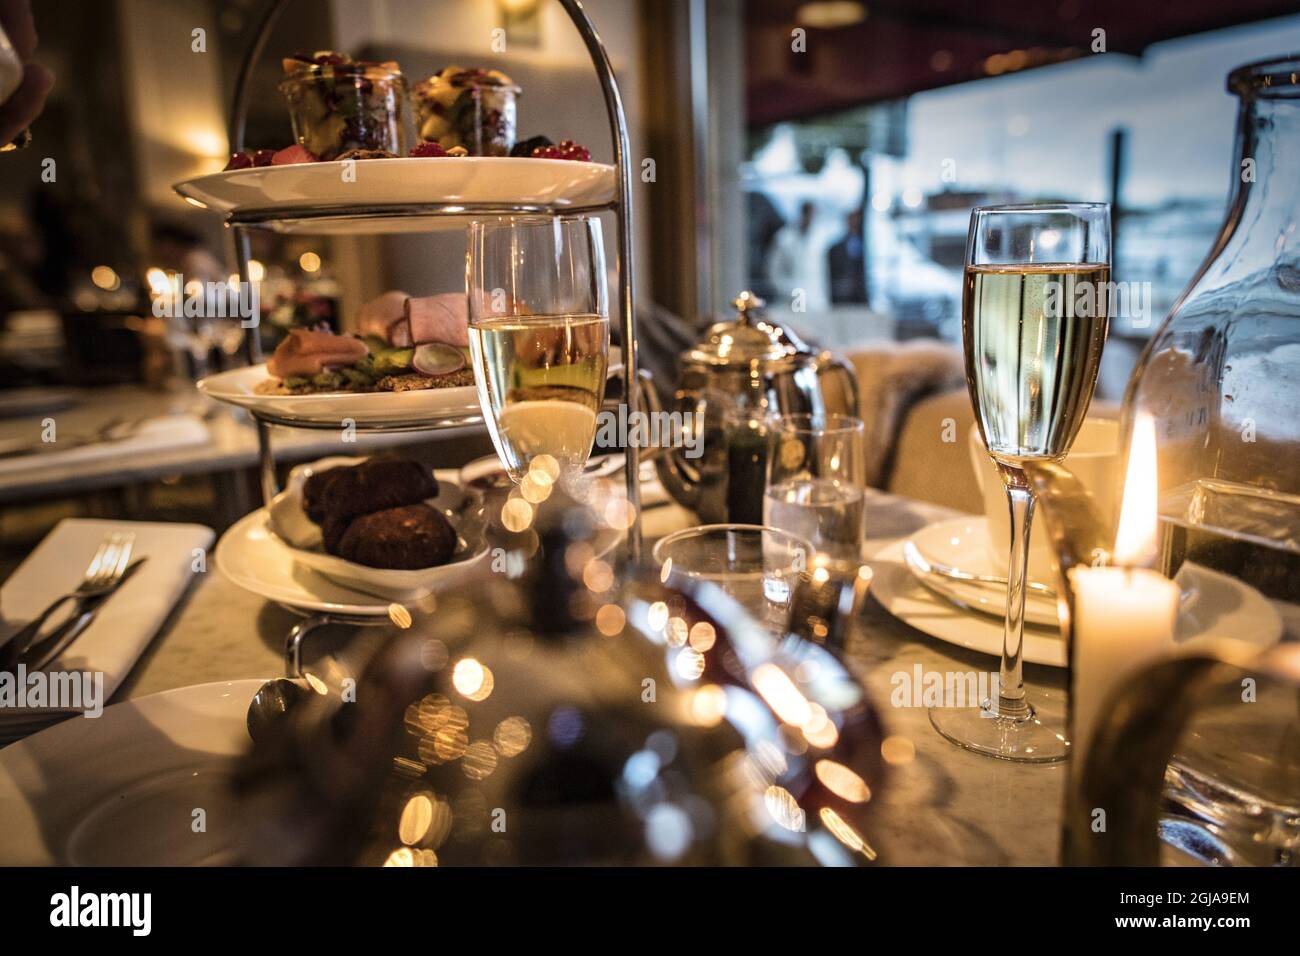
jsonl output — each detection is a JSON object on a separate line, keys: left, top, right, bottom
{"left": 1068, "top": 566, "right": 1179, "bottom": 768}
{"left": 1068, "top": 411, "right": 1179, "bottom": 768}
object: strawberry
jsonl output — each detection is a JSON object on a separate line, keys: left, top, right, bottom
{"left": 224, "top": 152, "right": 254, "bottom": 171}
{"left": 252, "top": 149, "right": 277, "bottom": 167}
{"left": 271, "top": 144, "right": 319, "bottom": 165}
{"left": 410, "top": 141, "right": 448, "bottom": 158}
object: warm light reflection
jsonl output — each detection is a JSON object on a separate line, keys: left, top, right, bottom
{"left": 647, "top": 601, "right": 669, "bottom": 632}
{"left": 91, "top": 265, "right": 120, "bottom": 291}
{"left": 582, "top": 559, "right": 614, "bottom": 592}
{"left": 388, "top": 603, "right": 412, "bottom": 629}
{"left": 452, "top": 658, "right": 493, "bottom": 701}
{"left": 801, "top": 703, "right": 839, "bottom": 748}
{"left": 1114, "top": 411, "right": 1160, "bottom": 568}
{"left": 688, "top": 621, "right": 716, "bottom": 652}
{"left": 815, "top": 759, "right": 871, "bottom": 803}
{"left": 298, "top": 251, "right": 321, "bottom": 273}
{"left": 462, "top": 741, "right": 499, "bottom": 780}
{"left": 520, "top": 469, "right": 553, "bottom": 504}
{"left": 819, "top": 807, "right": 877, "bottom": 860}
{"left": 752, "top": 663, "right": 812, "bottom": 727}
{"left": 501, "top": 497, "right": 534, "bottom": 532}
{"left": 665, "top": 616, "right": 688, "bottom": 647}
{"left": 246, "top": 259, "right": 266, "bottom": 282}
{"left": 493, "top": 716, "right": 532, "bottom": 757}
{"left": 675, "top": 647, "right": 706, "bottom": 680}
{"left": 603, "top": 498, "right": 637, "bottom": 530}
{"left": 529, "top": 454, "right": 560, "bottom": 481}
{"left": 764, "top": 785, "right": 805, "bottom": 831}
{"left": 688, "top": 684, "right": 727, "bottom": 726}
{"left": 595, "top": 603, "right": 625, "bottom": 636}
{"left": 398, "top": 794, "right": 435, "bottom": 845}
{"left": 880, "top": 735, "right": 915, "bottom": 766}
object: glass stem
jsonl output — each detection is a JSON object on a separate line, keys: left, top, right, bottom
{"left": 997, "top": 477, "right": 1034, "bottom": 720}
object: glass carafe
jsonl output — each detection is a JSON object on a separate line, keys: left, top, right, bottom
{"left": 1122, "top": 56, "right": 1300, "bottom": 864}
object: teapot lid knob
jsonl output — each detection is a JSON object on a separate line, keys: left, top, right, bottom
{"left": 731, "top": 290, "right": 766, "bottom": 322}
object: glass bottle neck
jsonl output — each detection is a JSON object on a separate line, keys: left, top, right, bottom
{"left": 1207, "top": 95, "right": 1300, "bottom": 285}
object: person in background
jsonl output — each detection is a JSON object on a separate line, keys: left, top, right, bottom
{"left": 827, "top": 209, "right": 869, "bottom": 305}
{"left": 0, "top": 0, "right": 52, "bottom": 145}
{"left": 765, "top": 201, "right": 826, "bottom": 311}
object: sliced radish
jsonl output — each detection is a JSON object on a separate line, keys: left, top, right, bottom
{"left": 412, "top": 342, "right": 466, "bottom": 376}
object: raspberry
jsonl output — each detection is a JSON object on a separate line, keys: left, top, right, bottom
{"left": 225, "top": 152, "right": 253, "bottom": 171}
{"left": 410, "top": 141, "right": 448, "bottom": 158}
{"left": 531, "top": 145, "right": 563, "bottom": 160}
{"left": 557, "top": 139, "right": 591, "bottom": 162}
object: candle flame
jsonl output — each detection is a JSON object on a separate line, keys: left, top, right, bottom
{"left": 1113, "top": 411, "right": 1159, "bottom": 567}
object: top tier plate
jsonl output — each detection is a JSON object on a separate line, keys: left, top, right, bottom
{"left": 174, "top": 157, "right": 617, "bottom": 234}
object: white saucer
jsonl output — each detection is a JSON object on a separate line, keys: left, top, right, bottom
{"left": 0, "top": 679, "right": 263, "bottom": 865}
{"left": 902, "top": 517, "right": 1060, "bottom": 628}
{"left": 215, "top": 507, "right": 391, "bottom": 617}
{"left": 870, "top": 535, "right": 1067, "bottom": 667}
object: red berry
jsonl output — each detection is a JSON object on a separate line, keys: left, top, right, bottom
{"left": 225, "top": 152, "right": 253, "bottom": 171}
{"left": 410, "top": 141, "right": 448, "bottom": 158}
{"left": 531, "top": 145, "right": 563, "bottom": 160}
{"left": 272, "top": 144, "right": 318, "bottom": 165}
{"left": 252, "top": 149, "right": 276, "bottom": 167}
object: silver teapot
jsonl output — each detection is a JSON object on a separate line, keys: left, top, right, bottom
{"left": 655, "top": 291, "right": 859, "bottom": 523}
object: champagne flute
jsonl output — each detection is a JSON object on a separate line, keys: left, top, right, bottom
{"left": 929, "top": 203, "right": 1110, "bottom": 763}
{"left": 466, "top": 216, "right": 610, "bottom": 489}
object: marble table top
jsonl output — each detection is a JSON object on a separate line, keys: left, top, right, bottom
{"left": 0, "top": 384, "right": 469, "bottom": 504}
{"left": 114, "top": 488, "right": 1068, "bottom": 866}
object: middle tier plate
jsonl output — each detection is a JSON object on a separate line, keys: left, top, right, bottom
{"left": 199, "top": 347, "right": 622, "bottom": 429}
{"left": 174, "top": 157, "right": 617, "bottom": 234}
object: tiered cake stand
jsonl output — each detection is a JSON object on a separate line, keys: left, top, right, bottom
{"left": 189, "top": 0, "right": 643, "bottom": 561}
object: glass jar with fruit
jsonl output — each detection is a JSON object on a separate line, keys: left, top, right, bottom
{"left": 279, "top": 52, "right": 408, "bottom": 161}
{"left": 411, "top": 67, "right": 519, "bottom": 157}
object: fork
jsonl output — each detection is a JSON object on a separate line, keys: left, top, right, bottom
{"left": 0, "top": 531, "right": 136, "bottom": 669}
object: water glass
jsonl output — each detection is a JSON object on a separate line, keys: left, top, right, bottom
{"left": 763, "top": 414, "right": 866, "bottom": 562}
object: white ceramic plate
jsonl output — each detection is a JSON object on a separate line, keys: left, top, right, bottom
{"left": 268, "top": 457, "right": 489, "bottom": 601}
{"left": 197, "top": 364, "right": 482, "bottom": 427}
{"left": 174, "top": 157, "right": 616, "bottom": 234}
{"left": 871, "top": 535, "right": 1067, "bottom": 667}
{"left": 872, "top": 523, "right": 1282, "bottom": 669}
{"left": 198, "top": 347, "right": 621, "bottom": 428}
{"left": 903, "top": 517, "right": 1060, "bottom": 628}
{"left": 0, "top": 679, "right": 263, "bottom": 865}
{"left": 215, "top": 507, "right": 392, "bottom": 616}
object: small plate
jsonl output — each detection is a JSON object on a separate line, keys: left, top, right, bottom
{"left": 174, "top": 156, "right": 616, "bottom": 234}
{"left": 871, "top": 535, "right": 1066, "bottom": 667}
{"left": 268, "top": 457, "right": 489, "bottom": 601}
{"left": 0, "top": 680, "right": 263, "bottom": 865}
{"left": 215, "top": 508, "right": 392, "bottom": 616}
{"left": 903, "top": 517, "right": 1060, "bottom": 628}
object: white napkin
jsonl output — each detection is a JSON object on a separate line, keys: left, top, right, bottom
{"left": 0, "top": 414, "right": 209, "bottom": 475}
{"left": 0, "top": 519, "right": 214, "bottom": 724}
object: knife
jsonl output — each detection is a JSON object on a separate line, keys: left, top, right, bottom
{"left": 19, "top": 557, "right": 149, "bottom": 671}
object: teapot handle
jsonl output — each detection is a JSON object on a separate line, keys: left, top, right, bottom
{"left": 645, "top": 371, "right": 707, "bottom": 511}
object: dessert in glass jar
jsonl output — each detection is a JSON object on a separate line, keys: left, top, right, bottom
{"left": 279, "top": 51, "right": 408, "bottom": 161}
{"left": 411, "top": 67, "right": 519, "bottom": 157}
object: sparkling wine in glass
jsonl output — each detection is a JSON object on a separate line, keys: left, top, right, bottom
{"left": 929, "top": 203, "right": 1111, "bottom": 763}
{"left": 467, "top": 216, "right": 610, "bottom": 487}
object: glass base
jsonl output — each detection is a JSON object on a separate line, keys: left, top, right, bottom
{"left": 928, "top": 695, "right": 1070, "bottom": 763}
